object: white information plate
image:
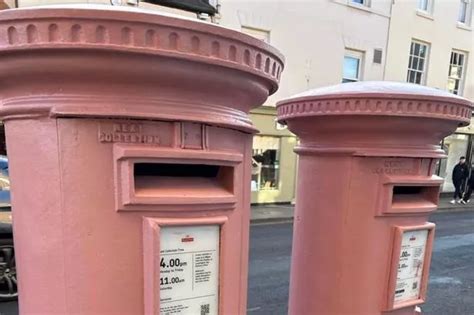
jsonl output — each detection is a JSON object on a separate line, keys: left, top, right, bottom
{"left": 160, "top": 225, "right": 219, "bottom": 315}
{"left": 394, "top": 229, "right": 429, "bottom": 304}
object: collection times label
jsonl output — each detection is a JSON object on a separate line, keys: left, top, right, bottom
{"left": 394, "top": 229, "right": 429, "bottom": 304}
{"left": 160, "top": 225, "right": 219, "bottom": 315}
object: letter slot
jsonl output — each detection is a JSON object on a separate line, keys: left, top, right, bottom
{"left": 114, "top": 146, "right": 242, "bottom": 211}
{"left": 391, "top": 185, "right": 439, "bottom": 210}
{"left": 378, "top": 176, "right": 443, "bottom": 215}
{"left": 134, "top": 162, "right": 234, "bottom": 199}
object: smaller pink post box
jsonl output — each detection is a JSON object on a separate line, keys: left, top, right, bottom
{"left": 276, "top": 82, "right": 472, "bottom": 315}
{"left": 0, "top": 5, "right": 284, "bottom": 314}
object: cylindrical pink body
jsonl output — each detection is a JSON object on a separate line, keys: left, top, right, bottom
{"left": 0, "top": 6, "right": 283, "bottom": 314}
{"left": 277, "top": 82, "right": 472, "bottom": 315}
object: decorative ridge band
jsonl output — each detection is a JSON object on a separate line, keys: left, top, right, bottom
{"left": 0, "top": 12, "right": 283, "bottom": 93}
{"left": 277, "top": 97, "right": 472, "bottom": 126}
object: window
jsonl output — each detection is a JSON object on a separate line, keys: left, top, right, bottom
{"left": 241, "top": 26, "right": 270, "bottom": 43}
{"left": 447, "top": 51, "right": 467, "bottom": 95}
{"left": 342, "top": 50, "right": 364, "bottom": 83}
{"left": 417, "top": 0, "right": 433, "bottom": 12}
{"left": 407, "top": 41, "right": 429, "bottom": 85}
{"left": 251, "top": 136, "right": 280, "bottom": 191}
{"left": 458, "top": 0, "right": 472, "bottom": 24}
{"left": 351, "top": 0, "right": 369, "bottom": 6}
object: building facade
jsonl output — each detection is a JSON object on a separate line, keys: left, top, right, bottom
{"left": 384, "top": 0, "right": 474, "bottom": 193}
{"left": 220, "top": 0, "right": 393, "bottom": 203}
{"left": 2, "top": 0, "right": 473, "bottom": 202}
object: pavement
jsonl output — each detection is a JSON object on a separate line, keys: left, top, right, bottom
{"left": 250, "top": 195, "right": 474, "bottom": 224}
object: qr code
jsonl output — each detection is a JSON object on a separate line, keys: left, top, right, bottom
{"left": 200, "top": 304, "right": 210, "bottom": 315}
{"left": 412, "top": 282, "right": 418, "bottom": 290}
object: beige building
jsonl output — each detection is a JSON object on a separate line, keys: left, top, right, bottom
{"left": 220, "top": 0, "right": 393, "bottom": 203}
{"left": 2, "top": 0, "right": 473, "bottom": 201}
{"left": 218, "top": 0, "right": 392, "bottom": 107}
{"left": 384, "top": 0, "right": 473, "bottom": 193}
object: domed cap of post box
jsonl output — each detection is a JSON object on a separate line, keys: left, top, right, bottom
{"left": 0, "top": 5, "right": 284, "bottom": 133}
{"left": 276, "top": 81, "right": 473, "bottom": 157}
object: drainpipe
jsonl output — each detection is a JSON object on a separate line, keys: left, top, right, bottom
{"left": 383, "top": 0, "right": 395, "bottom": 80}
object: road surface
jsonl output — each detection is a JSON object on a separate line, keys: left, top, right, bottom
{"left": 0, "top": 210, "right": 473, "bottom": 314}
{"left": 247, "top": 210, "right": 474, "bottom": 314}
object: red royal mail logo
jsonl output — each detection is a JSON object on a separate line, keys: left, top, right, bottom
{"left": 181, "top": 236, "right": 194, "bottom": 242}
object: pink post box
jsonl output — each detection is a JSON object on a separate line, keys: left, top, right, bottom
{"left": 0, "top": 5, "right": 283, "bottom": 314}
{"left": 276, "top": 82, "right": 472, "bottom": 315}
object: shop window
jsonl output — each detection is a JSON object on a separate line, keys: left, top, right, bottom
{"left": 437, "top": 134, "right": 470, "bottom": 192}
{"left": 0, "top": 125, "right": 5, "bottom": 156}
{"left": 252, "top": 136, "right": 280, "bottom": 191}
{"left": 447, "top": 50, "right": 467, "bottom": 95}
{"left": 407, "top": 40, "right": 430, "bottom": 85}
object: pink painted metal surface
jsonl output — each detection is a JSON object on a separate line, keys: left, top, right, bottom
{"left": 0, "top": 5, "right": 283, "bottom": 314}
{"left": 277, "top": 81, "right": 472, "bottom": 315}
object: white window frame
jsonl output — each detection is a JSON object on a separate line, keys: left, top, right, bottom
{"left": 458, "top": 0, "right": 472, "bottom": 25}
{"left": 447, "top": 50, "right": 468, "bottom": 95}
{"left": 406, "top": 40, "right": 430, "bottom": 85}
{"left": 241, "top": 26, "right": 270, "bottom": 43}
{"left": 342, "top": 49, "right": 364, "bottom": 83}
{"left": 417, "top": 0, "right": 434, "bottom": 13}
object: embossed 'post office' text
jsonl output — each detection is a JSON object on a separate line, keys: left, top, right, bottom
{"left": 99, "top": 122, "right": 160, "bottom": 145}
